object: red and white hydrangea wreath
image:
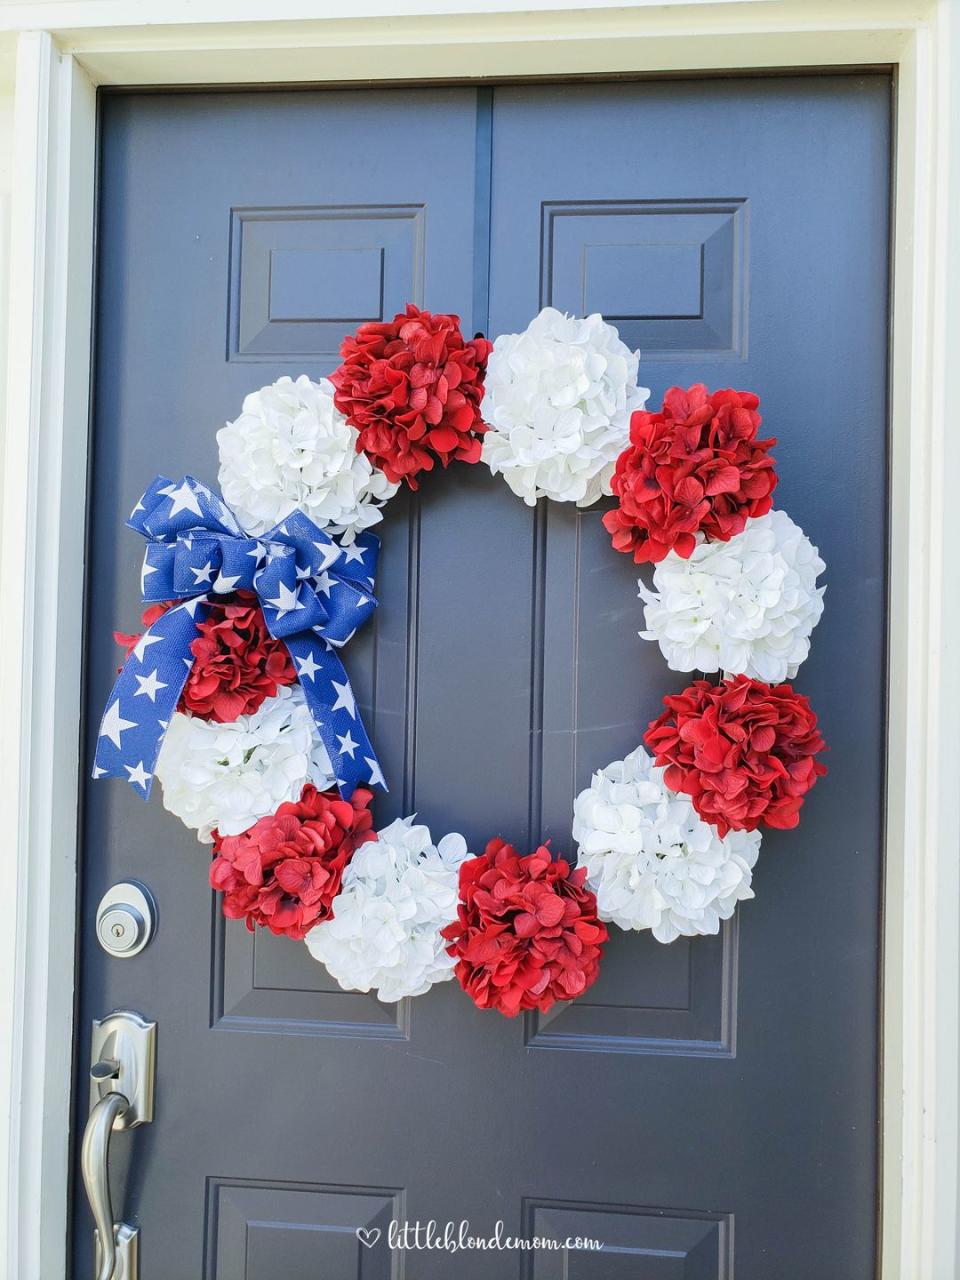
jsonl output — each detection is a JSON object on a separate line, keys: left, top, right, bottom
{"left": 97, "top": 304, "right": 827, "bottom": 1018}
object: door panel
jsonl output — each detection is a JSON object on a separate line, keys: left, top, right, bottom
{"left": 74, "top": 77, "right": 889, "bottom": 1279}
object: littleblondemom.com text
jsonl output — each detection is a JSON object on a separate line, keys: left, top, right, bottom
{"left": 355, "top": 1220, "right": 603, "bottom": 1253}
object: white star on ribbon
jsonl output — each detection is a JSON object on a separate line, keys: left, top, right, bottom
{"left": 132, "top": 631, "right": 163, "bottom": 663}
{"left": 141, "top": 555, "right": 158, "bottom": 593}
{"left": 312, "top": 541, "right": 342, "bottom": 571}
{"left": 162, "top": 480, "right": 203, "bottom": 518}
{"left": 124, "top": 761, "right": 151, "bottom": 790}
{"left": 190, "top": 560, "right": 215, "bottom": 585}
{"left": 247, "top": 541, "right": 266, "bottom": 563}
{"left": 212, "top": 572, "right": 241, "bottom": 593}
{"left": 177, "top": 596, "right": 206, "bottom": 618}
{"left": 296, "top": 651, "right": 321, "bottom": 682}
{"left": 315, "top": 571, "right": 336, "bottom": 598}
{"left": 133, "top": 670, "right": 167, "bottom": 702}
{"left": 365, "top": 757, "right": 386, "bottom": 788}
{"left": 99, "top": 700, "right": 138, "bottom": 748}
{"left": 91, "top": 764, "right": 106, "bottom": 779}
{"left": 341, "top": 542, "right": 366, "bottom": 565}
{"left": 265, "top": 581, "right": 303, "bottom": 616}
{"left": 330, "top": 679, "right": 356, "bottom": 718}
{"left": 336, "top": 730, "right": 359, "bottom": 759}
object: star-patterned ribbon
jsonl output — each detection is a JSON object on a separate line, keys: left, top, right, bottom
{"left": 93, "top": 475, "right": 386, "bottom": 801}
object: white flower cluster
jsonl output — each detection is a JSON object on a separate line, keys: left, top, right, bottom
{"left": 217, "top": 375, "right": 399, "bottom": 541}
{"left": 638, "top": 509, "right": 825, "bottom": 682}
{"left": 305, "top": 817, "right": 470, "bottom": 1001}
{"left": 155, "top": 684, "right": 333, "bottom": 841}
{"left": 572, "top": 747, "right": 760, "bottom": 944}
{"left": 481, "top": 307, "right": 649, "bottom": 506}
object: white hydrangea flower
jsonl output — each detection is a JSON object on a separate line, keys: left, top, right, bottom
{"left": 305, "top": 817, "right": 470, "bottom": 1002}
{"left": 155, "top": 684, "right": 333, "bottom": 842}
{"left": 638, "top": 509, "right": 826, "bottom": 682}
{"left": 572, "top": 747, "right": 760, "bottom": 944}
{"left": 217, "top": 374, "right": 399, "bottom": 541}
{"left": 481, "top": 307, "right": 650, "bottom": 506}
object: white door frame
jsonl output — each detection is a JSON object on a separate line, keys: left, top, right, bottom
{"left": 1, "top": 4, "right": 958, "bottom": 1278}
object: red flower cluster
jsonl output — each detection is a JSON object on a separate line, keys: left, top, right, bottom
{"left": 603, "top": 384, "right": 778, "bottom": 563}
{"left": 331, "top": 304, "right": 492, "bottom": 488}
{"left": 441, "top": 839, "right": 607, "bottom": 1017}
{"left": 115, "top": 592, "right": 295, "bottom": 723}
{"left": 644, "top": 675, "right": 827, "bottom": 836}
{"left": 209, "top": 785, "right": 375, "bottom": 940}
{"left": 180, "top": 592, "right": 295, "bottom": 721}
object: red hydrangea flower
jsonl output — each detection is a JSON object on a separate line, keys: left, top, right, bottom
{"left": 644, "top": 675, "right": 827, "bottom": 836}
{"left": 441, "top": 839, "right": 607, "bottom": 1017}
{"left": 602, "top": 384, "right": 778, "bottom": 563}
{"left": 209, "top": 784, "right": 376, "bottom": 940}
{"left": 179, "top": 592, "right": 295, "bottom": 721}
{"left": 330, "top": 304, "right": 492, "bottom": 489}
{"left": 115, "top": 591, "right": 295, "bottom": 722}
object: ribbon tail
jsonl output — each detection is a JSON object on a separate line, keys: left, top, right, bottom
{"left": 285, "top": 632, "right": 386, "bottom": 801}
{"left": 92, "top": 600, "right": 208, "bottom": 798}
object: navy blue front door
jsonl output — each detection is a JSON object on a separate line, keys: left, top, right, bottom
{"left": 74, "top": 76, "right": 889, "bottom": 1279}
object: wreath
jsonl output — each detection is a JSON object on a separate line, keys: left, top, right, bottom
{"left": 94, "top": 304, "right": 827, "bottom": 1017}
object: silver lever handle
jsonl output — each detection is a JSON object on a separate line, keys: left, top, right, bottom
{"left": 81, "top": 1092, "right": 129, "bottom": 1280}
{"left": 81, "top": 1012, "right": 156, "bottom": 1280}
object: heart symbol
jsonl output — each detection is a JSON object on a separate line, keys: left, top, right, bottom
{"left": 356, "top": 1227, "right": 381, "bottom": 1249}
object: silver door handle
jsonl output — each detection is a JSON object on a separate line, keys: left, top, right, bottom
{"left": 81, "top": 1092, "right": 129, "bottom": 1280}
{"left": 81, "top": 1012, "right": 156, "bottom": 1280}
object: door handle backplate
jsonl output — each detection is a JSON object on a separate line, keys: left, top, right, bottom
{"left": 89, "top": 1010, "right": 156, "bottom": 1128}
{"left": 82, "top": 1011, "right": 156, "bottom": 1280}
{"left": 94, "top": 1223, "right": 138, "bottom": 1280}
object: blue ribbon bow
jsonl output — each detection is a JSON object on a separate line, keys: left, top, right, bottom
{"left": 93, "top": 475, "right": 386, "bottom": 801}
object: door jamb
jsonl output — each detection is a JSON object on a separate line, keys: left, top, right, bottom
{"left": 0, "top": 33, "right": 96, "bottom": 1280}
{"left": 0, "top": 7, "right": 957, "bottom": 1278}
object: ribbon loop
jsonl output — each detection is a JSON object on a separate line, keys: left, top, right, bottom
{"left": 94, "top": 475, "right": 385, "bottom": 802}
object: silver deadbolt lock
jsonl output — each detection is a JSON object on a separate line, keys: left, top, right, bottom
{"left": 96, "top": 882, "right": 156, "bottom": 958}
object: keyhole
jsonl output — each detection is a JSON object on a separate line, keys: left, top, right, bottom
{"left": 96, "top": 884, "right": 155, "bottom": 958}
